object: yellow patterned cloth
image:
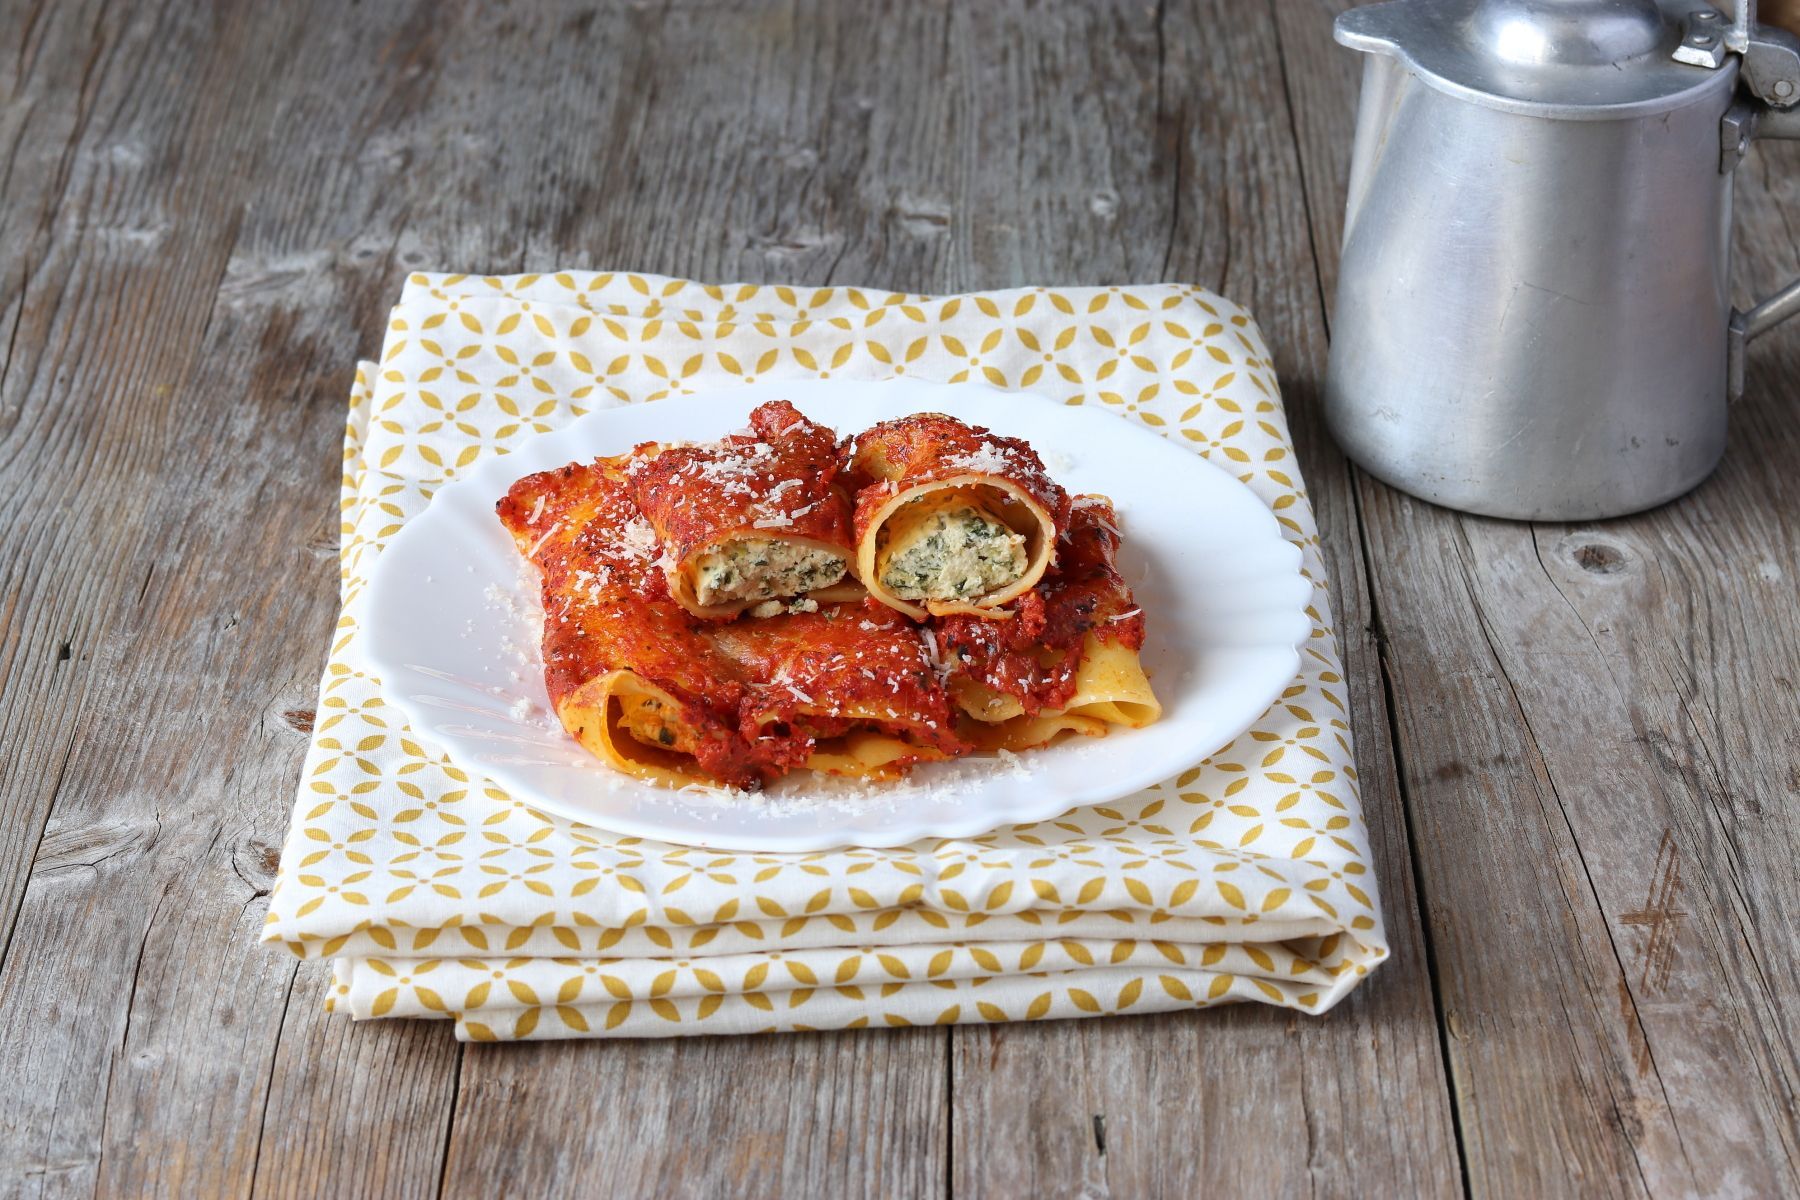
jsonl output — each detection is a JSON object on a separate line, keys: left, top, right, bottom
{"left": 263, "top": 272, "right": 1388, "bottom": 1040}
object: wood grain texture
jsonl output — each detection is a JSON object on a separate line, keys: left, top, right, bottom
{"left": 251, "top": 970, "right": 461, "bottom": 1200}
{"left": 1281, "top": 1, "right": 1800, "bottom": 1195}
{"left": 0, "top": 0, "right": 459, "bottom": 1195}
{"left": 441, "top": 1028, "right": 948, "bottom": 1199}
{"left": 0, "top": 1, "right": 321, "bottom": 1194}
{"left": 0, "top": 0, "right": 131, "bottom": 1044}
{"left": 947, "top": 1, "right": 1458, "bottom": 1193}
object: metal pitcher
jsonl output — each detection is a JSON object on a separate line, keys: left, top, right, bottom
{"left": 1325, "top": 0, "right": 1800, "bottom": 519}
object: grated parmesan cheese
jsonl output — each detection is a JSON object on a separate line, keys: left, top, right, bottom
{"left": 944, "top": 442, "right": 1024, "bottom": 477}
{"left": 649, "top": 743, "right": 1041, "bottom": 819}
{"left": 919, "top": 627, "right": 950, "bottom": 679}
{"left": 525, "top": 522, "right": 562, "bottom": 559}
{"left": 614, "top": 515, "right": 661, "bottom": 560}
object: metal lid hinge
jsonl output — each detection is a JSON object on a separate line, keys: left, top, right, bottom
{"left": 1732, "top": 1, "right": 1800, "bottom": 105}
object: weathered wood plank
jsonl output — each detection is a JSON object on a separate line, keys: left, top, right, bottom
{"left": 419, "top": 0, "right": 1451, "bottom": 1193}
{"left": 0, "top": 1, "right": 463, "bottom": 1195}
{"left": 0, "top": 0, "right": 309, "bottom": 1192}
{"left": 949, "top": 1, "right": 1458, "bottom": 1194}
{"left": 422, "top": 5, "right": 973, "bottom": 1191}
{"left": 441, "top": 1028, "right": 948, "bottom": 1198}
{"left": 0, "top": 0, "right": 129, "bottom": 1029}
{"left": 1280, "top": 0, "right": 1800, "bottom": 1193}
{"left": 251, "top": 970, "right": 460, "bottom": 1200}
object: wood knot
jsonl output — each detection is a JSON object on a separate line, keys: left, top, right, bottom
{"left": 231, "top": 838, "right": 282, "bottom": 899}
{"left": 1573, "top": 543, "right": 1626, "bottom": 574}
{"left": 283, "top": 709, "right": 316, "bottom": 732}
{"left": 36, "top": 818, "right": 160, "bottom": 877}
{"left": 1557, "top": 532, "right": 1636, "bottom": 578}
{"left": 892, "top": 194, "right": 951, "bottom": 237}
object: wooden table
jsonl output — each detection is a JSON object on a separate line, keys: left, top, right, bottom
{"left": 4, "top": 1, "right": 1797, "bottom": 1195}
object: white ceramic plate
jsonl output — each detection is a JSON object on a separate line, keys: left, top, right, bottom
{"left": 358, "top": 379, "right": 1310, "bottom": 850}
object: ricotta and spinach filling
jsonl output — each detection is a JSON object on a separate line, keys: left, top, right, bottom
{"left": 618, "top": 694, "right": 690, "bottom": 752}
{"left": 693, "top": 538, "right": 848, "bottom": 606}
{"left": 879, "top": 500, "right": 1027, "bottom": 602}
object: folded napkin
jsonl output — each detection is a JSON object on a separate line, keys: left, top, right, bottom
{"left": 263, "top": 272, "right": 1388, "bottom": 1040}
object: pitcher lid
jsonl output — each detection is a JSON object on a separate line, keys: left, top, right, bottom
{"left": 1337, "top": 0, "right": 1737, "bottom": 117}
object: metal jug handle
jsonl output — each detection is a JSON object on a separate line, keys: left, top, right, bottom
{"left": 1723, "top": 1, "right": 1800, "bottom": 400}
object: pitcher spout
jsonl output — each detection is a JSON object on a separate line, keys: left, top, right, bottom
{"left": 1335, "top": 1, "right": 1413, "bottom": 57}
